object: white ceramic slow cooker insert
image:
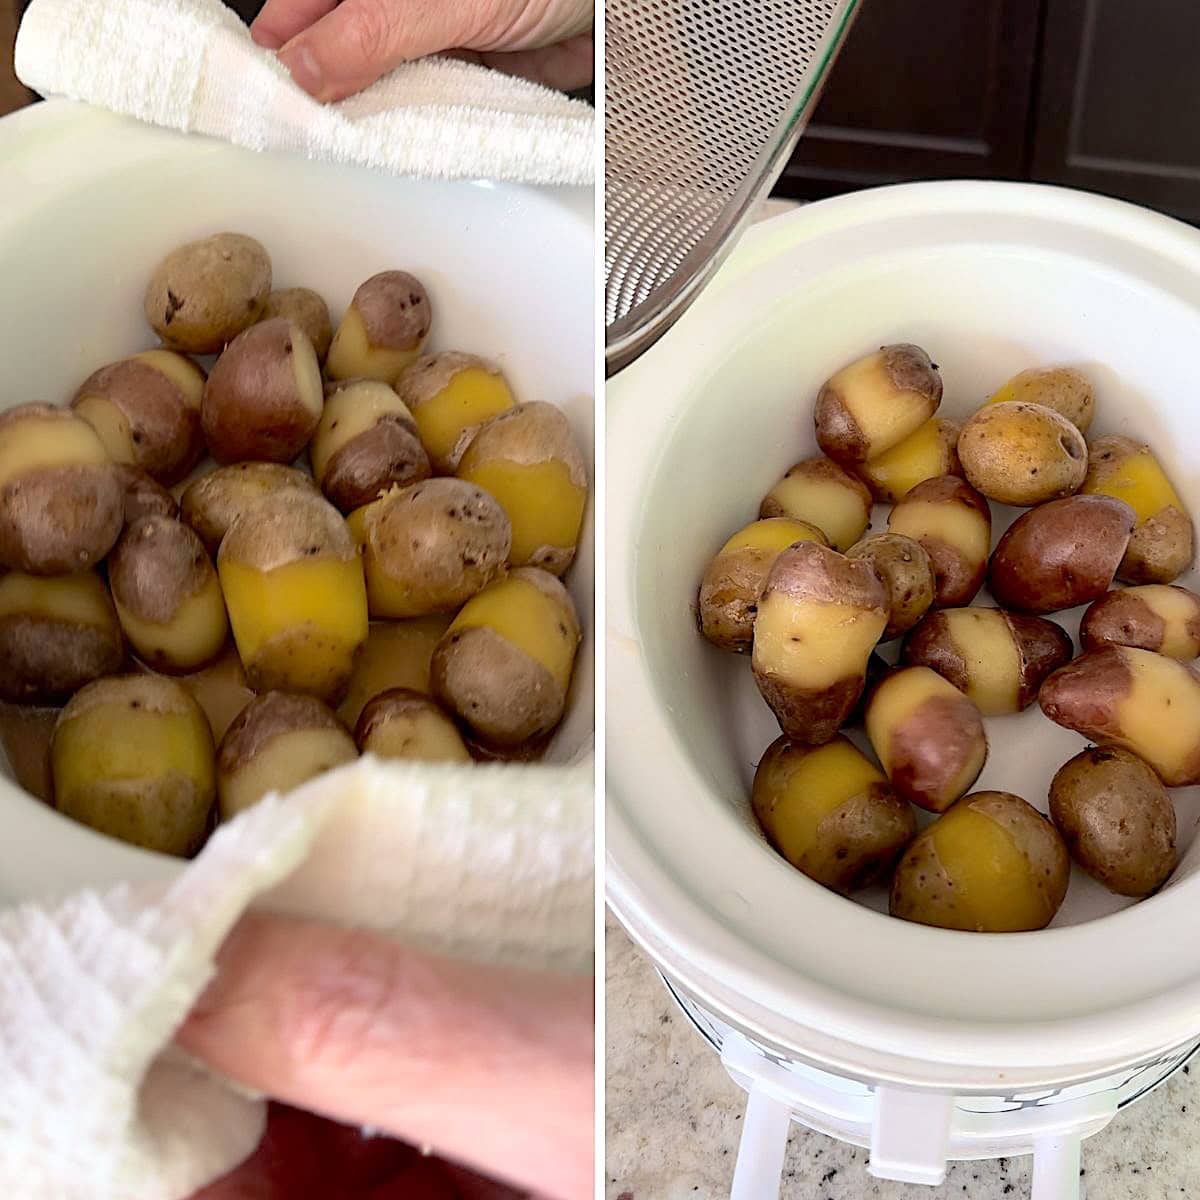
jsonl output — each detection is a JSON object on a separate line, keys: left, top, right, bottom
{"left": 606, "top": 181, "right": 1200, "bottom": 1197}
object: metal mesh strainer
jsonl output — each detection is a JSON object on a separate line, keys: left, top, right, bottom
{"left": 604, "top": 0, "right": 862, "bottom": 374}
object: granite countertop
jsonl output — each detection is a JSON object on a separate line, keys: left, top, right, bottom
{"left": 605, "top": 916, "right": 1200, "bottom": 1200}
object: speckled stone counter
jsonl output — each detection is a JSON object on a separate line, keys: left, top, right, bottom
{"left": 605, "top": 917, "right": 1200, "bottom": 1200}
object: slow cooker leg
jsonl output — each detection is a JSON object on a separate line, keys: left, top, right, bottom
{"left": 729, "top": 1083, "right": 792, "bottom": 1200}
{"left": 1031, "top": 1133, "right": 1081, "bottom": 1200}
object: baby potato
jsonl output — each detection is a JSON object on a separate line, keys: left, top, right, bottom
{"left": 958, "top": 402, "right": 1088, "bottom": 506}
{"left": 887, "top": 475, "right": 991, "bottom": 607}
{"left": 890, "top": 791, "right": 1069, "bottom": 932}
{"left": 1039, "top": 645, "right": 1200, "bottom": 786}
{"left": 354, "top": 688, "right": 470, "bottom": 763}
{"left": 180, "top": 462, "right": 318, "bottom": 555}
{"left": 752, "top": 734, "right": 915, "bottom": 893}
{"left": 175, "top": 646, "right": 256, "bottom": 744}
{"left": 866, "top": 666, "right": 987, "bottom": 812}
{"left": 108, "top": 516, "right": 228, "bottom": 673}
{"left": 0, "top": 701, "right": 59, "bottom": 802}
{"left": 261, "top": 287, "right": 332, "bottom": 362}
{"left": 814, "top": 344, "right": 943, "bottom": 467}
{"left": 326, "top": 271, "right": 432, "bottom": 384}
{"left": 217, "top": 490, "right": 368, "bottom": 702}
{"left": 51, "top": 674, "right": 215, "bottom": 857}
{"left": 902, "top": 607, "right": 1073, "bottom": 715}
{"left": 217, "top": 691, "right": 356, "bottom": 820}
{"left": 988, "top": 494, "right": 1135, "bottom": 614}
{"left": 359, "top": 479, "right": 510, "bottom": 618}
{"left": 1081, "top": 585, "right": 1200, "bottom": 660}
{"left": 114, "top": 465, "right": 179, "bottom": 526}
{"left": 845, "top": 533, "right": 935, "bottom": 641}
{"left": 431, "top": 567, "right": 580, "bottom": 752}
{"left": 856, "top": 416, "right": 963, "bottom": 503}
{"left": 144, "top": 232, "right": 271, "bottom": 354}
{"left": 456, "top": 402, "right": 588, "bottom": 574}
{"left": 1049, "top": 746, "right": 1176, "bottom": 897}
{"left": 758, "top": 456, "right": 872, "bottom": 552}
{"left": 71, "top": 350, "right": 205, "bottom": 486}
{"left": 396, "top": 352, "right": 516, "bottom": 474}
{"left": 751, "top": 542, "right": 889, "bottom": 745}
{"left": 336, "top": 615, "right": 452, "bottom": 729}
{"left": 0, "top": 570, "right": 124, "bottom": 703}
{"left": 698, "top": 517, "right": 828, "bottom": 653}
{"left": 0, "top": 404, "right": 123, "bottom": 574}
{"left": 986, "top": 366, "right": 1095, "bottom": 433}
{"left": 202, "top": 318, "right": 324, "bottom": 464}
{"left": 1083, "top": 435, "right": 1194, "bottom": 584}
{"left": 311, "top": 379, "right": 431, "bottom": 512}
{"left": 843, "top": 650, "right": 889, "bottom": 728}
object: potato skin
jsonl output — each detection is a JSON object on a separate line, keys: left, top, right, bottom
{"left": 957, "top": 401, "right": 1087, "bottom": 506}
{"left": 1081, "top": 585, "right": 1200, "bottom": 660}
{"left": 326, "top": 271, "right": 432, "bottom": 384}
{"left": 887, "top": 475, "right": 991, "bottom": 607}
{"left": 814, "top": 344, "right": 943, "bottom": 465}
{"left": 354, "top": 687, "right": 470, "bottom": 762}
{"left": 856, "top": 416, "right": 962, "bottom": 503}
{"left": 261, "top": 288, "right": 332, "bottom": 361}
{"left": 845, "top": 533, "right": 935, "bottom": 641}
{"left": 901, "top": 607, "right": 1073, "bottom": 714}
{"left": 988, "top": 494, "right": 1135, "bottom": 614}
{"left": 113, "top": 465, "right": 179, "bottom": 526}
{"left": 751, "top": 542, "right": 889, "bottom": 745}
{"left": 144, "top": 233, "right": 271, "bottom": 354}
{"left": 987, "top": 367, "right": 1095, "bottom": 433}
{"left": 1049, "top": 746, "right": 1175, "bottom": 897}
{"left": 758, "top": 456, "right": 872, "bottom": 552}
{"left": 751, "top": 734, "right": 915, "bottom": 893}
{"left": 0, "top": 701, "right": 59, "bottom": 802}
{"left": 181, "top": 462, "right": 318, "bottom": 555}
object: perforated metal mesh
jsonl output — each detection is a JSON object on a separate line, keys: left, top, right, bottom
{"left": 605, "top": 0, "right": 860, "bottom": 372}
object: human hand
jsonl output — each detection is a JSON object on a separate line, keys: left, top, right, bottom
{"left": 249, "top": 0, "right": 594, "bottom": 103}
{"left": 178, "top": 913, "right": 594, "bottom": 1200}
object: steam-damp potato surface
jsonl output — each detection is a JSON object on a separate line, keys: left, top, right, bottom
{"left": 845, "top": 533, "right": 935, "bottom": 641}
{"left": 326, "top": 271, "right": 432, "bottom": 384}
{"left": 260, "top": 288, "right": 332, "bottom": 361}
{"left": 752, "top": 734, "right": 915, "bottom": 893}
{"left": 336, "top": 615, "right": 452, "bottom": 729}
{"left": 0, "top": 701, "right": 59, "bottom": 802}
{"left": 814, "top": 344, "right": 943, "bottom": 466}
{"left": 1081, "top": 585, "right": 1200, "bottom": 660}
{"left": 0, "top": 404, "right": 123, "bottom": 575}
{"left": 856, "top": 417, "right": 962, "bottom": 503}
{"left": 354, "top": 688, "right": 470, "bottom": 763}
{"left": 180, "top": 462, "right": 318, "bottom": 555}
{"left": 1049, "top": 746, "right": 1176, "bottom": 897}
{"left": 144, "top": 233, "right": 271, "bottom": 354}
{"left": 51, "top": 674, "right": 215, "bottom": 857}
{"left": 114, "top": 465, "right": 179, "bottom": 526}
{"left": 957, "top": 401, "right": 1088, "bottom": 506}
{"left": 890, "top": 791, "right": 1070, "bottom": 932}
{"left": 986, "top": 366, "right": 1095, "bottom": 433}
{"left": 175, "top": 647, "right": 257, "bottom": 744}
{"left": 759, "top": 456, "right": 871, "bottom": 552}
{"left": 698, "top": 517, "right": 828, "bottom": 653}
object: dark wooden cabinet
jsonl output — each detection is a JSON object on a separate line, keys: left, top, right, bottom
{"left": 778, "top": 0, "right": 1200, "bottom": 224}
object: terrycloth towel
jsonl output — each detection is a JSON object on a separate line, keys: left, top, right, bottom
{"left": 0, "top": 756, "right": 593, "bottom": 1200}
{"left": 14, "top": 0, "right": 595, "bottom": 185}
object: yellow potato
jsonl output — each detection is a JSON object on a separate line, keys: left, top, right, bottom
{"left": 0, "top": 701, "right": 59, "bottom": 803}
{"left": 175, "top": 646, "right": 257, "bottom": 744}
{"left": 326, "top": 271, "right": 432, "bottom": 384}
{"left": 1081, "top": 584, "right": 1200, "bottom": 660}
{"left": 844, "top": 533, "right": 935, "bottom": 641}
{"left": 354, "top": 688, "right": 470, "bottom": 763}
{"left": 986, "top": 366, "right": 1094, "bottom": 432}
{"left": 336, "top": 616, "right": 452, "bottom": 729}
{"left": 855, "top": 417, "right": 962, "bottom": 503}
{"left": 758, "top": 456, "right": 872, "bottom": 552}
{"left": 180, "top": 462, "right": 318, "bottom": 555}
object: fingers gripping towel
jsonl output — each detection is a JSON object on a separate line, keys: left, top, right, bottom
{"left": 14, "top": 0, "right": 595, "bottom": 185}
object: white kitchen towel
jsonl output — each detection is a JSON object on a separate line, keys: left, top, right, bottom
{"left": 0, "top": 755, "right": 593, "bottom": 1200}
{"left": 14, "top": 0, "right": 594, "bottom": 185}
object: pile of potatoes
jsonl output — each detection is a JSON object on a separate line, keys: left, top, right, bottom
{"left": 698, "top": 346, "right": 1198, "bottom": 932}
{"left": 0, "top": 232, "right": 587, "bottom": 858}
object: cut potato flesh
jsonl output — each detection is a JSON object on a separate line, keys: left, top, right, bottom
{"left": 412, "top": 367, "right": 514, "bottom": 464}
{"left": 889, "top": 499, "right": 990, "bottom": 563}
{"left": 753, "top": 593, "right": 885, "bottom": 691}
{"left": 72, "top": 395, "right": 135, "bottom": 464}
{"left": 115, "top": 576, "right": 228, "bottom": 672}
{"left": 312, "top": 386, "right": 415, "bottom": 481}
{"left": 178, "top": 650, "right": 255, "bottom": 743}
{"left": 0, "top": 413, "right": 110, "bottom": 487}
{"left": 0, "top": 570, "right": 114, "bottom": 627}
{"left": 132, "top": 349, "right": 205, "bottom": 408}
{"left": 762, "top": 474, "right": 866, "bottom": 551}
{"left": 219, "top": 727, "right": 356, "bottom": 818}
{"left": 941, "top": 608, "right": 1021, "bottom": 715}
{"left": 719, "top": 518, "right": 824, "bottom": 556}
{"left": 860, "top": 419, "right": 946, "bottom": 500}
{"left": 1114, "top": 653, "right": 1200, "bottom": 783}
{"left": 833, "top": 352, "right": 930, "bottom": 456}
{"left": 326, "top": 308, "right": 421, "bottom": 384}
{"left": 1084, "top": 449, "right": 1182, "bottom": 525}
{"left": 361, "top": 707, "right": 470, "bottom": 763}
{"left": 337, "top": 617, "right": 450, "bottom": 727}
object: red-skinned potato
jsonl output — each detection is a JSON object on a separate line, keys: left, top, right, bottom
{"left": 114, "top": 465, "right": 179, "bottom": 526}
{"left": 326, "top": 271, "right": 432, "bottom": 385}
{"left": 260, "top": 288, "right": 332, "bottom": 362}
{"left": 751, "top": 542, "right": 889, "bottom": 745}
{"left": 845, "top": 533, "right": 935, "bottom": 641}
{"left": 1081, "top": 585, "right": 1200, "bottom": 660}
{"left": 758, "top": 457, "right": 872, "bottom": 552}
{"left": 988, "top": 494, "right": 1135, "bottom": 614}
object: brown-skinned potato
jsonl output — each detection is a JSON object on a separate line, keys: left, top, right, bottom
{"left": 1039, "top": 645, "right": 1200, "bottom": 786}
{"left": 855, "top": 416, "right": 963, "bottom": 503}
{"left": 887, "top": 475, "right": 991, "bottom": 607}
{"left": 114, "top": 464, "right": 179, "bottom": 526}
{"left": 0, "top": 701, "right": 59, "bottom": 802}
{"left": 336, "top": 615, "right": 451, "bottom": 730}
{"left": 814, "top": 344, "right": 943, "bottom": 466}
{"left": 988, "top": 494, "right": 1135, "bottom": 614}
{"left": 1082, "top": 435, "right": 1194, "bottom": 583}
{"left": 751, "top": 542, "right": 889, "bottom": 745}
{"left": 326, "top": 271, "right": 432, "bottom": 384}
{"left": 0, "top": 570, "right": 125, "bottom": 703}
{"left": 957, "top": 401, "right": 1088, "bottom": 506}
{"left": 985, "top": 366, "right": 1095, "bottom": 432}
{"left": 752, "top": 734, "right": 915, "bottom": 893}
{"left": 901, "top": 607, "right": 1073, "bottom": 714}
{"left": 217, "top": 690, "right": 356, "bottom": 819}
{"left": 260, "top": 288, "right": 332, "bottom": 362}
{"left": 180, "top": 462, "right": 318, "bottom": 555}
{"left": 845, "top": 533, "right": 935, "bottom": 641}
{"left": 144, "top": 233, "right": 271, "bottom": 354}
{"left": 311, "top": 379, "right": 431, "bottom": 512}
{"left": 698, "top": 517, "right": 828, "bottom": 653}
{"left": 866, "top": 665, "right": 987, "bottom": 812}
{"left": 202, "top": 318, "right": 324, "bottom": 464}
{"left": 1049, "top": 746, "right": 1176, "bottom": 897}
{"left": 354, "top": 687, "right": 470, "bottom": 763}
{"left": 0, "top": 404, "right": 123, "bottom": 575}
{"left": 890, "top": 791, "right": 1069, "bottom": 932}
{"left": 1080, "top": 585, "right": 1200, "bottom": 660}
{"left": 759, "top": 456, "right": 872, "bottom": 552}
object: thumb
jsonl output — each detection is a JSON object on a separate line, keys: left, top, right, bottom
{"left": 176, "top": 913, "right": 594, "bottom": 1200}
